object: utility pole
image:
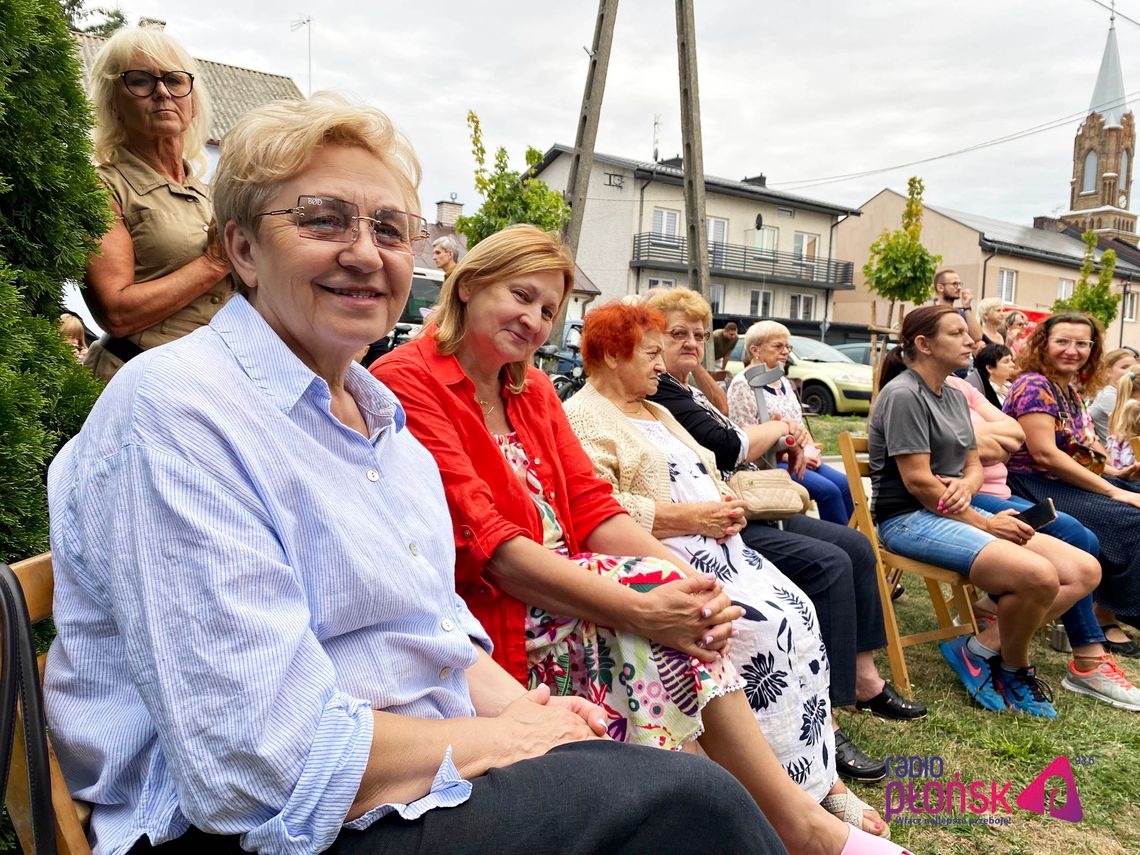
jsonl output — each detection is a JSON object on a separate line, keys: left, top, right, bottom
{"left": 551, "top": 0, "right": 618, "bottom": 344}
{"left": 564, "top": 0, "right": 619, "bottom": 257}
{"left": 675, "top": 0, "right": 709, "bottom": 304}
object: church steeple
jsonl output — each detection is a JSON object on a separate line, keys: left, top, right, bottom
{"left": 1059, "top": 12, "right": 1138, "bottom": 245}
{"left": 1089, "top": 19, "right": 1127, "bottom": 127}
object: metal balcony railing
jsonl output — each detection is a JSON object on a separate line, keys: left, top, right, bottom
{"left": 631, "top": 232, "right": 855, "bottom": 288}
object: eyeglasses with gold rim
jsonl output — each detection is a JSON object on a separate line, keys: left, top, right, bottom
{"left": 255, "top": 195, "right": 430, "bottom": 254}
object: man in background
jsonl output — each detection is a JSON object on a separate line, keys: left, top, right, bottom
{"left": 432, "top": 235, "right": 463, "bottom": 277}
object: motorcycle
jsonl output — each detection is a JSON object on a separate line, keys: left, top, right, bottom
{"left": 534, "top": 343, "right": 586, "bottom": 401}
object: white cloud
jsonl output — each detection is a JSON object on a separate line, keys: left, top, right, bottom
{"left": 110, "top": 0, "right": 1135, "bottom": 235}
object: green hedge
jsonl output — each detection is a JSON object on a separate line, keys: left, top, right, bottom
{"left": 0, "top": 0, "right": 110, "bottom": 564}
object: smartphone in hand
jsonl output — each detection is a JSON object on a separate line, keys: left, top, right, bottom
{"left": 1013, "top": 498, "right": 1057, "bottom": 530}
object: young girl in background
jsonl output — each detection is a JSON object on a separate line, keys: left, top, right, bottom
{"left": 1107, "top": 397, "right": 1140, "bottom": 471}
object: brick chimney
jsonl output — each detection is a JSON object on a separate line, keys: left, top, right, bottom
{"left": 436, "top": 199, "right": 463, "bottom": 227}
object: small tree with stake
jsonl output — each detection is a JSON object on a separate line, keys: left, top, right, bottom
{"left": 454, "top": 111, "right": 569, "bottom": 249}
{"left": 862, "top": 177, "right": 942, "bottom": 397}
{"left": 1052, "top": 229, "right": 1120, "bottom": 329}
{"left": 863, "top": 177, "right": 942, "bottom": 322}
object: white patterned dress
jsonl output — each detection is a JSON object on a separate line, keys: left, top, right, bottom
{"left": 631, "top": 417, "right": 836, "bottom": 800}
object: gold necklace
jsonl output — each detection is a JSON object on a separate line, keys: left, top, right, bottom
{"left": 477, "top": 397, "right": 496, "bottom": 417}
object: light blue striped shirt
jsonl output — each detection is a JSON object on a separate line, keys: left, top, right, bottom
{"left": 45, "top": 296, "right": 492, "bottom": 855}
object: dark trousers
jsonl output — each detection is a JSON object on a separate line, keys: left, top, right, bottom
{"left": 740, "top": 515, "right": 886, "bottom": 708}
{"left": 128, "top": 741, "right": 787, "bottom": 855}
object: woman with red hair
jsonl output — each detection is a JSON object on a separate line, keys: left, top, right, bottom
{"left": 567, "top": 300, "right": 898, "bottom": 837}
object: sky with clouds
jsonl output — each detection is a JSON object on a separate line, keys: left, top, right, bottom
{"left": 82, "top": 0, "right": 1140, "bottom": 231}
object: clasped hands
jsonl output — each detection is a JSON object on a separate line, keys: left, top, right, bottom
{"left": 636, "top": 568, "right": 742, "bottom": 664}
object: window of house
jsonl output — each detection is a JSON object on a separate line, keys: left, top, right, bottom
{"left": 1125, "top": 290, "right": 1138, "bottom": 322}
{"left": 651, "top": 208, "right": 680, "bottom": 241}
{"left": 643, "top": 277, "right": 675, "bottom": 292}
{"left": 707, "top": 216, "right": 728, "bottom": 267}
{"left": 707, "top": 217, "right": 728, "bottom": 246}
{"left": 997, "top": 269, "right": 1017, "bottom": 303}
{"left": 794, "top": 232, "right": 819, "bottom": 261}
{"left": 1082, "top": 150, "right": 1098, "bottom": 194}
{"left": 789, "top": 293, "right": 815, "bottom": 320}
{"left": 753, "top": 226, "right": 778, "bottom": 258}
{"left": 709, "top": 283, "right": 724, "bottom": 314}
{"left": 750, "top": 289, "right": 772, "bottom": 317}
{"left": 1058, "top": 278, "right": 1075, "bottom": 300}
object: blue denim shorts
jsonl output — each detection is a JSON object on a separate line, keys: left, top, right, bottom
{"left": 877, "top": 508, "right": 996, "bottom": 576}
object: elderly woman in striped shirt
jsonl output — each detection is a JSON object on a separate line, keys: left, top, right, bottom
{"left": 42, "top": 95, "right": 783, "bottom": 855}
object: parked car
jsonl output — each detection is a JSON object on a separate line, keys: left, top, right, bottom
{"left": 834, "top": 341, "right": 896, "bottom": 366}
{"left": 361, "top": 266, "right": 444, "bottom": 366}
{"left": 726, "top": 335, "right": 873, "bottom": 415}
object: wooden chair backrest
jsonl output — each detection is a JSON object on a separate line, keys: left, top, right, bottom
{"left": 5, "top": 553, "right": 91, "bottom": 855}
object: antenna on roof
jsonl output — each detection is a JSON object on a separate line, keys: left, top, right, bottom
{"left": 290, "top": 15, "right": 312, "bottom": 97}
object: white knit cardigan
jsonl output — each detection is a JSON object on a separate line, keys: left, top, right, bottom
{"left": 563, "top": 380, "right": 734, "bottom": 533}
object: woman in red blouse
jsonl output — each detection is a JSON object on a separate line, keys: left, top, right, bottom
{"left": 374, "top": 225, "right": 905, "bottom": 855}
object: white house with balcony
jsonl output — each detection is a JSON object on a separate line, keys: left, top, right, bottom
{"left": 529, "top": 144, "right": 861, "bottom": 333}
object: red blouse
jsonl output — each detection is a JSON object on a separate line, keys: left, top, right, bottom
{"left": 371, "top": 333, "right": 626, "bottom": 682}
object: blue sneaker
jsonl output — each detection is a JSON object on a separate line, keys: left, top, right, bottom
{"left": 994, "top": 664, "right": 1058, "bottom": 719}
{"left": 939, "top": 636, "right": 1006, "bottom": 711}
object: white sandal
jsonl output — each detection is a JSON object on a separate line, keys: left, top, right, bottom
{"left": 822, "top": 791, "right": 891, "bottom": 839}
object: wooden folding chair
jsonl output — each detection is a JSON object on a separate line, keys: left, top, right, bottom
{"left": 837, "top": 433, "right": 980, "bottom": 699}
{"left": 2, "top": 553, "right": 91, "bottom": 855}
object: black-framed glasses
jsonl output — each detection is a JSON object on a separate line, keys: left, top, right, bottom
{"left": 120, "top": 69, "right": 194, "bottom": 98}
{"left": 667, "top": 328, "right": 711, "bottom": 344}
{"left": 255, "top": 196, "right": 430, "bottom": 254}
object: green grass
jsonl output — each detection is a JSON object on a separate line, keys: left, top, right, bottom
{"left": 840, "top": 586, "right": 1140, "bottom": 854}
{"left": 804, "top": 414, "right": 867, "bottom": 456}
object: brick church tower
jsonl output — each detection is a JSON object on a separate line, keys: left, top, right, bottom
{"left": 1060, "top": 15, "right": 1138, "bottom": 245}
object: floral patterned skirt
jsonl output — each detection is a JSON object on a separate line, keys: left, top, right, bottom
{"left": 525, "top": 552, "right": 742, "bottom": 749}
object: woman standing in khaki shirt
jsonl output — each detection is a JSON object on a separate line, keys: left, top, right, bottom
{"left": 83, "top": 27, "right": 232, "bottom": 382}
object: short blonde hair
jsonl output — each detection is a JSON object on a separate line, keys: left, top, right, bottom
{"left": 90, "top": 28, "right": 212, "bottom": 176}
{"left": 643, "top": 287, "right": 712, "bottom": 327}
{"left": 430, "top": 224, "right": 574, "bottom": 393}
{"left": 59, "top": 314, "right": 84, "bottom": 343}
{"left": 976, "top": 296, "right": 1002, "bottom": 324}
{"left": 743, "top": 320, "right": 790, "bottom": 353}
{"left": 212, "top": 92, "right": 421, "bottom": 237}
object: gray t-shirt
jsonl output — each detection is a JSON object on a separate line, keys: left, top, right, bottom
{"left": 868, "top": 368, "right": 977, "bottom": 523}
{"left": 1088, "top": 385, "right": 1117, "bottom": 445}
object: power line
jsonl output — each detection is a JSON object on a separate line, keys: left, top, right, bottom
{"left": 1086, "top": 0, "right": 1140, "bottom": 29}
{"left": 770, "top": 90, "right": 1140, "bottom": 192}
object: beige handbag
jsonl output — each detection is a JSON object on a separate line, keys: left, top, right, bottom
{"left": 725, "top": 466, "right": 811, "bottom": 521}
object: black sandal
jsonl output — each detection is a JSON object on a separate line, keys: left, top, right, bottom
{"left": 855, "top": 681, "right": 928, "bottom": 720}
{"left": 834, "top": 728, "right": 886, "bottom": 783}
{"left": 1100, "top": 623, "right": 1140, "bottom": 658}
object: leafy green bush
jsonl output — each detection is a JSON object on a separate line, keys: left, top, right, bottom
{"left": 0, "top": 0, "right": 110, "bottom": 564}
